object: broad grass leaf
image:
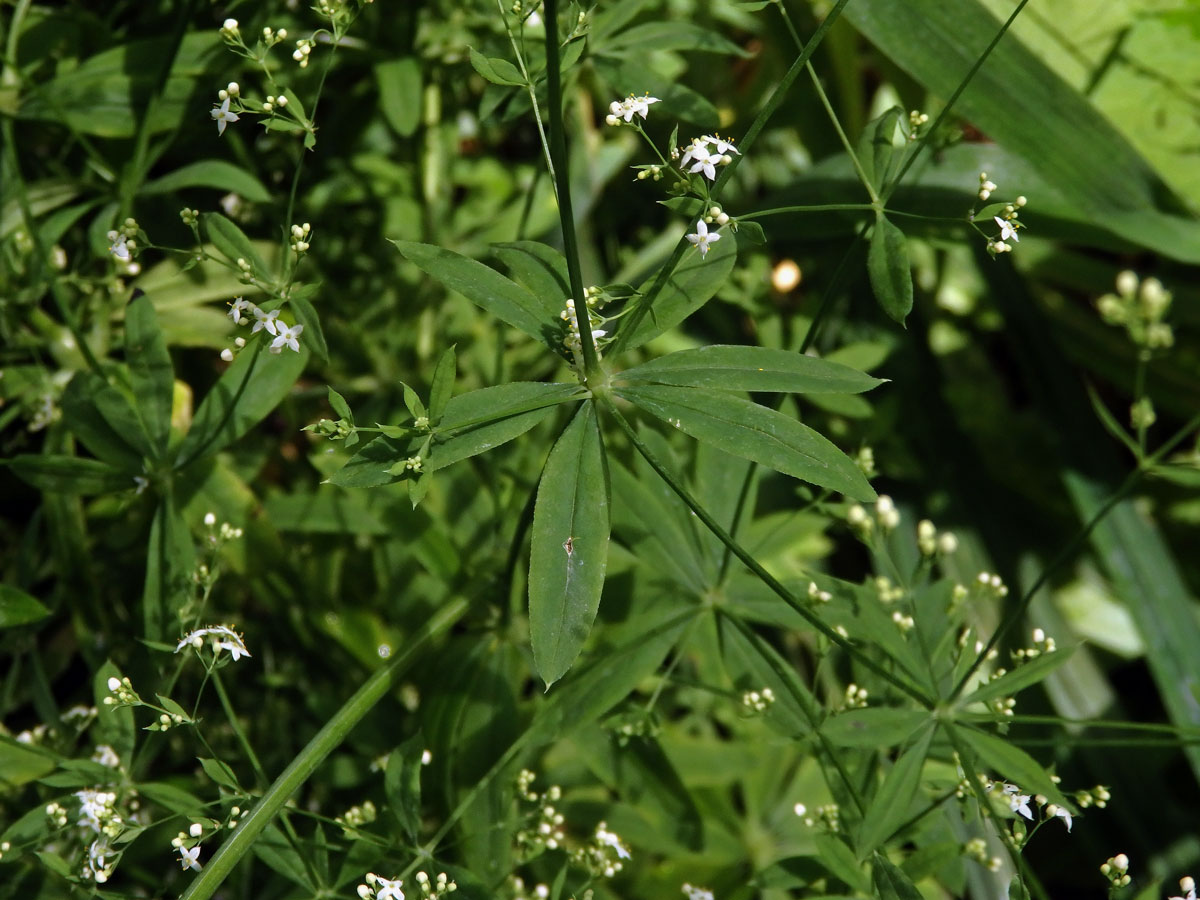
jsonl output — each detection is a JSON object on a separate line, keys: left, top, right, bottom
{"left": 614, "top": 383, "right": 875, "bottom": 501}
{"left": 176, "top": 340, "right": 308, "bottom": 466}
{"left": 393, "top": 240, "right": 560, "bottom": 348}
{"left": 963, "top": 646, "right": 1075, "bottom": 707}
{"left": 954, "top": 723, "right": 1068, "bottom": 806}
{"left": 873, "top": 853, "right": 924, "bottom": 900}
{"left": 615, "top": 231, "right": 736, "bottom": 352}
{"left": 375, "top": 56, "right": 422, "bottom": 137}
{"left": 868, "top": 212, "right": 912, "bottom": 325}
{"left": 844, "top": 0, "right": 1200, "bottom": 264}
{"left": 820, "top": 707, "right": 929, "bottom": 749}
{"left": 856, "top": 724, "right": 934, "bottom": 858}
{"left": 124, "top": 294, "right": 174, "bottom": 458}
{"left": 202, "top": 213, "right": 274, "bottom": 285}
{"left": 616, "top": 344, "right": 883, "bottom": 394}
{"left": 530, "top": 402, "right": 610, "bottom": 687}
{"left": 143, "top": 160, "right": 271, "bottom": 203}
{"left": 0, "top": 586, "right": 51, "bottom": 628}
{"left": 5, "top": 455, "right": 132, "bottom": 495}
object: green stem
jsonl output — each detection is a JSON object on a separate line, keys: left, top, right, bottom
{"left": 542, "top": 0, "right": 598, "bottom": 376}
{"left": 496, "top": 0, "right": 556, "bottom": 184}
{"left": 178, "top": 598, "right": 469, "bottom": 900}
{"left": 1133, "top": 352, "right": 1149, "bottom": 455}
{"left": 596, "top": 392, "right": 933, "bottom": 708}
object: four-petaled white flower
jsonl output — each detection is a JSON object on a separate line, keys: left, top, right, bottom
{"left": 626, "top": 94, "right": 659, "bottom": 120}
{"left": 1048, "top": 804, "right": 1072, "bottom": 832}
{"left": 607, "top": 94, "right": 660, "bottom": 125}
{"left": 701, "top": 134, "right": 740, "bottom": 156}
{"left": 374, "top": 877, "right": 405, "bottom": 900}
{"left": 686, "top": 219, "right": 722, "bottom": 258}
{"left": 270, "top": 322, "right": 304, "bottom": 353}
{"left": 994, "top": 216, "right": 1019, "bottom": 243}
{"left": 678, "top": 137, "right": 710, "bottom": 169}
{"left": 1001, "top": 783, "right": 1033, "bottom": 820}
{"left": 107, "top": 230, "right": 130, "bottom": 261}
{"left": 251, "top": 307, "right": 280, "bottom": 335}
{"left": 178, "top": 845, "right": 202, "bottom": 871}
{"left": 228, "top": 297, "right": 251, "bottom": 324}
{"left": 687, "top": 151, "right": 720, "bottom": 182}
{"left": 211, "top": 97, "right": 239, "bottom": 136}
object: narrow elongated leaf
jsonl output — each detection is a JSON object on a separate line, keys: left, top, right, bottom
{"left": 820, "top": 707, "right": 929, "bottom": 749}
{"left": 176, "top": 341, "right": 308, "bottom": 466}
{"left": 602, "top": 22, "right": 752, "bottom": 57}
{"left": 856, "top": 724, "right": 934, "bottom": 858}
{"left": 393, "top": 241, "right": 560, "bottom": 348}
{"left": 375, "top": 56, "right": 422, "bottom": 137}
{"left": 955, "top": 723, "right": 1068, "bottom": 807}
{"left": 143, "top": 160, "right": 272, "bottom": 203}
{"left": 62, "top": 371, "right": 151, "bottom": 469}
{"left": 615, "top": 383, "right": 875, "bottom": 501}
{"left": 202, "top": 213, "right": 274, "bottom": 285}
{"left": 428, "top": 346, "right": 457, "bottom": 423}
{"left": 868, "top": 212, "right": 912, "bottom": 324}
{"left": 963, "top": 646, "right": 1075, "bottom": 707}
{"left": 718, "top": 613, "right": 817, "bottom": 737}
{"left": 0, "top": 586, "right": 51, "bottom": 628}
{"left": 288, "top": 292, "right": 328, "bottom": 361}
{"left": 529, "top": 403, "right": 610, "bottom": 687}
{"left": 617, "top": 345, "right": 883, "bottom": 394}
{"left": 384, "top": 734, "right": 425, "bottom": 844}
{"left": 813, "top": 833, "right": 868, "bottom": 893}
{"left": 873, "top": 854, "right": 924, "bottom": 900}
{"left": 0, "top": 740, "right": 56, "bottom": 788}
{"left": 616, "top": 231, "right": 736, "bottom": 352}
{"left": 5, "top": 455, "right": 133, "bottom": 495}
{"left": 143, "top": 489, "right": 195, "bottom": 641}
{"left": 124, "top": 295, "right": 174, "bottom": 458}
{"left": 491, "top": 241, "right": 570, "bottom": 317}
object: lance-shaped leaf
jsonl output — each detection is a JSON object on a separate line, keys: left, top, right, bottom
{"left": 124, "top": 294, "right": 174, "bottom": 459}
{"left": 492, "top": 242, "right": 570, "bottom": 316}
{"left": 175, "top": 340, "right": 308, "bottom": 467}
{"left": 856, "top": 723, "right": 934, "bottom": 858}
{"left": 614, "top": 383, "right": 875, "bottom": 501}
{"left": 954, "top": 723, "right": 1070, "bottom": 807}
{"left": 867, "top": 211, "right": 912, "bottom": 325}
{"left": 202, "top": 213, "right": 274, "bottom": 284}
{"left": 616, "top": 344, "right": 883, "bottom": 394}
{"left": 62, "top": 371, "right": 151, "bottom": 468}
{"left": 820, "top": 706, "right": 930, "bottom": 749}
{"left": 393, "top": 240, "right": 561, "bottom": 349}
{"left": 327, "top": 383, "right": 583, "bottom": 488}
{"left": 613, "top": 230, "right": 736, "bottom": 352}
{"left": 5, "top": 455, "right": 134, "bottom": 495}
{"left": 0, "top": 586, "right": 51, "bottom": 628}
{"left": 529, "top": 402, "right": 610, "bottom": 688}
{"left": 143, "top": 488, "right": 195, "bottom": 641}
{"left": 962, "top": 646, "right": 1075, "bottom": 708}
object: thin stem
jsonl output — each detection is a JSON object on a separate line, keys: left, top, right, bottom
{"left": 496, "top": 0, "right": 556, "bottom": 185}
{"left": 597, "top": 392, "right": 934, "bottom": 708}
{"left": 178, "top": 598, "right": 469, "bottom": 900}
{"left": 799, "top": 222, "right": 868, "bottom": 354}
{"left": 542, "top": 0, "right": 598, "bottom": 375}
{"left": 1133, "top": 352, "right": 1149, "bottom": 455}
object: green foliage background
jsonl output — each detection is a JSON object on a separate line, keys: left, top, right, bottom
{"left": 2, "top": 1, "right": 1200, "bottom": 899}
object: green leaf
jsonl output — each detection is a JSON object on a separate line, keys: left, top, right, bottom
{"left": 62, "top": 371, "right": 151, "bottom": 469}
{"left": 735, "top": 220, "right": 766, "bottom": 244}
{"left": 375, "top": 56, "right": 422, "bottom": 137}
{"left": 820, "top": 707, "right": 929, "bottom": 749}
{"left": 954, "top": 723, "right": 1069, "bottom": 807}
{"left": 94, "top": 661, "right": 135, "bottom": 763}
{"left": 384, "top": 734, "right": 425, "bottom": 844}
{"left": 962, "top": 646, "right": 1075, "bottom": 707}
{"left": 718, "top": 614, "right": 818, "bottom": 737}
{"left": 202, "top": 213, "right": 274, "bottom": 285}
{"left": 491, "top": 241, "right": 570, "bottom": 317}
{"left": 254, "top": 824, "right": 317, "bottom": 891}
{"left": 616, "top": 229, "right": 736, "bottom": 351}
{"left": 596, "top": 57, "right": 720, "bottom": 128}
{"left": 813, "top": 832, "right": 868, "bottom": 893}
{"left": 857, "top": 106, "right": 906, "bottom": 194}
{"left": 843, "top": 0, "right": 1200, "bottom": 264}
{"left": 199, "top": 757, "right": 243, "bottom": 792}
{"left": 139, "top": 782, "right": 207, "bottom": 816}
{"left": 658, "top": 197, "right": 707, "bottom": 218}
{"left": 124, "top": 294, "right": 174, "bottom": 459}
{"left": 615, "top": 383, "right": 876, "bottom": 501}
{"left": 530, "top": 402, "right": 611, "bottom": 687}
{"left": 873, "top": 853, "right": 925, "bottom": 900}
{"left": 142, "top": 160, "right": 272, "bottom": 203}
{"left": 327, "top": 387, "right": 353, "bottom": 423}
{"left": 5, "top": 455, "right": 133, "bottom": 495}
{"left": 868, "top": 211, "right": 912, "bottom": 324}
{"left": 143, "top": 489, "right": 195, "bottom": 641}
{"left": 176, "top": 340, "right": 308, "bottom": 466}
{"left": 0, "top": 738, "right": 56, "bottom": 788}
{"left": 602, "top": 22, "right": 752, "bottom": 57}
{"left": 616, "top": 344, "right": 883, "bottom": 394}
{"left": 393, "top": 240, "right": 560, "bottom": 348}
{"left": 468, "top": 46, "right": 525, "bottom": 86}
{"left": 288, "top": 291, "right": 328, "bottom": 361}
{"left": 0, "top": 586, "right": 51, "bottom": 628}
{"left": 856, "top": 724, "right": 934, "bottom": 858}
{"left": 428, "top": 346, "right": 456, "bottom": 423}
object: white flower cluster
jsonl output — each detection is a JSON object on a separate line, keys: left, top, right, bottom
{"left": 172, "top": 822, "right": 205, "bottom": 873}
{"left": 677, "top": 134, "right": 740, "bottom": 182}
{"left": 916, "top": 519, "right": 958, "bottom": 556}
{"left": 682, "top": 884, "right": 715, "bottom": 900}
{"left": 560, "top": 296, "right": 606, "bottom": 371}
{"left": 605, "top": 93, "right": 659, "bottom": 126}
{"left": 1096, "top": 271, "right": 1174, "bottom": 350}
{"left": 992, "top": 781, "right": 1073, "bottom": 832}
{"left": 211, "top": 83, "right": 241, "bottom": 136}
{"left": 1012, "top": 627, "right": 1056, "bottom": 662}
{"left": 76, "top": 788, "right": 123, "bottom": 836}
{"left": 794, "top": 801, "right": 840, "bottom": 831}
{"left": 844, "top": 682, "right": 869, "bottom": 709}
{"left": 573, "top": 821, "right": 631, "bottom": 878}
{"left": 174, "top": 624, "right": 252, "bottom": 662}
{"left": 741, "top": 687, "right": 775, "bottom": 712}
{"left": 357, "top": 870, "right": 458, "bottom": 900}
{"left": 1100, "top": 854, "right": 1131, "bottom": 889}
{"left": 107, "top": 217, "right": 139, "bottom": 266}
{"left": 226, "top": 297, "right": 304, "bottom": 358}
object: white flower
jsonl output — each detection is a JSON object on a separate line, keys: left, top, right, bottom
{"left": 211, "top": 97, "right": 239, "bottom": 136}
{"left": 228, "top": 297, "right": 251, "bottom": 324}
{"left": 1047, "top": 804, "right": 1072, "bottom": 832}
{"left": 1001, "top": 783, "right": 1033, "bottom": 820}
{"left": 175, "top": 625, "right": 251, "bottom": 661}
{"left": 270, "top": 322, "right": 304, "bottom": 353}
{"left": 178, "top": 845, "right": 202, "bottom": 871}
{"left": 1170, "top": 876, "right": 1197, "bottom": 900}
{"left": 701, "top": 133, "right": 739, "bottom": 155}
{"left": 250, "top": 307, "right": 280, "bottom": 335}
{"left": 994, "top": 216, "right": 1019, "bottom": 243}
{"left": 216, "top": 639, "right": 251, "bottom": 661}
{"left": 686, "top": 219, "right": 722, "bottom": 258}
{"left": 107, "top": 231, "right": 130, "bottom": 261}
{"left": 374, "top": 876, "right": 405, "bottom": 900}
{"left": 683, "top": 885, "right": 715, "bottom": 900}
{"left": 687, "top": 150, "right": 721, "bottom": 182}
{"left": 679, "top": 136, "right": 710, "bottom": 168}
{"left": 627, "top": 94, "right": 659, "bottom": 120}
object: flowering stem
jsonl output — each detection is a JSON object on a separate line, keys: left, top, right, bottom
{"left": 177, "top": 597, "right": 469, "bottom": 900}
{"left": 542, "top": 0, "right": 598, "bottom": 376}
{"left": 595, "top": 392, "right": 935, "bottom": 708}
